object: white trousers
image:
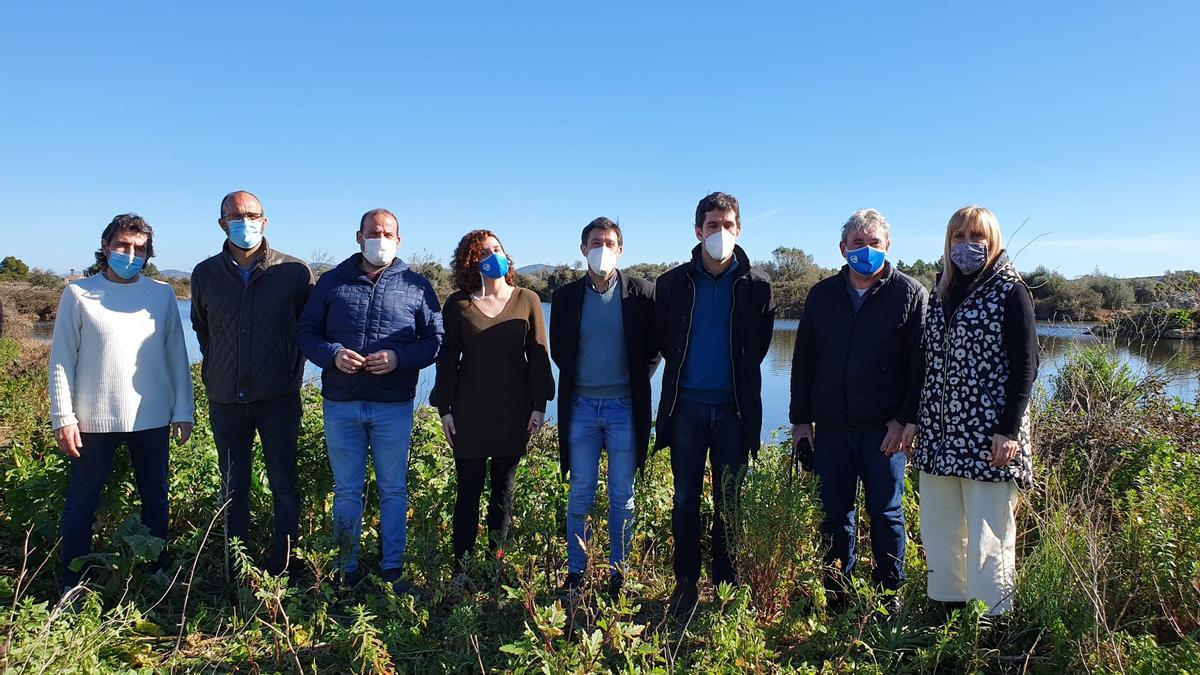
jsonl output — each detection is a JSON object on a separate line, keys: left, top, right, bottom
{"left": 918, "top": 472, "right": 1019, "bottom": 615}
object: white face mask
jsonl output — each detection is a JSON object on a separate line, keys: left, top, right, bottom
{"left": 586, "top": 246, "right": 618, "bottom": 276}
{"left": 362, "top": 237, "right": 398, "bottom": 267}
{"left": 704, "top": 229, "right": 737, "bottom": 261}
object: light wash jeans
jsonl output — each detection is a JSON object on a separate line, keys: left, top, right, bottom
{"left": 323, "top": 399, "right": 414, "bottom": 574}
{"left": 566, "top": 395, "right": 637, "bottom": 575}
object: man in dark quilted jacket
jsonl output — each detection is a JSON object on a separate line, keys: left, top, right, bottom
{"left": 789, "top": 208, "right": 928, "bottom": 612}
{"left": 191, "top": 190, "right": 315, "bottom": 576}
{"left": 297, "top": 208, "right": 444, "bottom": 594}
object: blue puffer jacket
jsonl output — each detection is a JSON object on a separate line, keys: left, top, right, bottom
{"left": 298, "top": 254, "right": 444, "bottom": 402}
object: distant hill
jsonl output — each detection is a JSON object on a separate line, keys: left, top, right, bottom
{"left": 517, "top": 264, "right": 552, "bottom": 274}
{"left": 158, "top": 269, "right": 191, "bottom": 280}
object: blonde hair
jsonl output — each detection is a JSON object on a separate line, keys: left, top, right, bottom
{"left": 936, "top": 206, "right": 1003, "bottom": 297}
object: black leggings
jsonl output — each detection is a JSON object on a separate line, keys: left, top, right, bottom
{"left": 452, "top": 456, "right": 521, "bottom": 562}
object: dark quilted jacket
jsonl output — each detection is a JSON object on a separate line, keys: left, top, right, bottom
{"left": 297, "top": 254, "right": 444, "bottom": 402}
{"left": 190, "top": 241, "right": 315, "bottom": 404}
{"left": 789, "top": 264, "right": 928, "bottom": 430}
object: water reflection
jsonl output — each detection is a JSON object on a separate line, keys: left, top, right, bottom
{"left": 1036, "top": 323, "right": 1200, "bottom": 401}
{"left": 30, "top": 302, "right": 1200, "bottom": 438}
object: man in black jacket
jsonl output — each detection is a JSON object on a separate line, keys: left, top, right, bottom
{"left": 654, "top": 192, "right": 775, "bottom": 616}
{"left": 191, "top": 190, "right": 314, "bottom": 576}
{"left": 549, "top": 217, "right": 659, "bottom": 597}
{"left": 790, "top": 208, "right": 927, "bottom": 606}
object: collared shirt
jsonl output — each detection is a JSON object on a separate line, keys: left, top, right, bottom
{"left": 226, "top": 247, "right": 264, "bottom": 287}
{"left": 679, "top": 256, "right": 740, "bottom": 404}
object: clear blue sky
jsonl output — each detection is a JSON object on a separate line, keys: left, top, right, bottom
{"left": 2, "top": 1, "right": 1196, "bottom": 278}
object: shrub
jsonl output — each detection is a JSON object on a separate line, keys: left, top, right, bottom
{"left": 726, "top": 445, "right": 824, "bottom": 621}
{"left": 1084, "top": 274, "right": 1136, "bottom": 310}
{"left": 25, "top": 268, "right": 63, "bottom": 289}
{"left": 1050, "top": 345, "right": 1144, "bottom": 412}
{"left": 0, "top": 256, "right": 29, "bottom": 281}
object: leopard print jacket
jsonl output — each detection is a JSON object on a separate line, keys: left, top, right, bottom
{"left": 914, "top": 254, "right": 1033, "bottom": 487}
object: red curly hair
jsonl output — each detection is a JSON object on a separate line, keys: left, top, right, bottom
{"left": 451, "top": 229, "right": 517, "bottom": 293}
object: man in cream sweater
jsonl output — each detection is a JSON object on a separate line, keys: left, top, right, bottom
{"left": 49, "top": 213, "right": 194, "bottom": 593}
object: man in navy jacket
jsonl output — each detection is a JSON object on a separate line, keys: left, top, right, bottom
{"left": 789, "top": 209, "right": 927, "bottom": 610}
{"left": 654, "top": 192, "right": 775, "bottom": 617}
{"left": 297, "top": 208, "right": 444, "bottom": 592}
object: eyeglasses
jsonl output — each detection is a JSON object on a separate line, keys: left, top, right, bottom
{"left": 221, "top": 212, "right": 263, "bottom": 221}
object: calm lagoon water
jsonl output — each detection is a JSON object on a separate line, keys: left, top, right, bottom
{"left": 34, "top": 300, "right": 1200, "bottom": 439}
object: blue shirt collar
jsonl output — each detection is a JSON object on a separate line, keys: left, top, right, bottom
{"left": 693, "top": 254, "right": 739, "bottom": 280}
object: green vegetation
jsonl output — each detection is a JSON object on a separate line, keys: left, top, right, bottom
{"left": 0, "top": 338, "right": 1197, "bottom": 672}
{"left": 437, "top": 253, "right": 1167, "bottom": 325}
{"left": 0, "top": 256, "right": 30, "bottom": 281}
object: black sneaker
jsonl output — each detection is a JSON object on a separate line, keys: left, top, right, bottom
{"left": 825, "top": 589, "right": 849, "bottom": 614}
{"left": 939, "top": 600, "right": 968, "bottom": 620}
{"left": 668, "top": 582, "right": 699, "bottom": 619}
{"left": 560, "top": 572, "right": 583, "bottom": 599}
{"left": 874, "top": 594, "right": 903, "bottom": 621}
{"left": 607, "top": 573, "right": 624, "bottom": 599}
{"left": 335, "top": 568, "right": 363, "bottom": 592}
{"left": 381, "top": 568, "right": 414, "bottom": 596}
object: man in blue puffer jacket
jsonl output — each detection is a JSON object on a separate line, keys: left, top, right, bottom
{"left": 298, "top": 208, "right": 444, "bottom": 593}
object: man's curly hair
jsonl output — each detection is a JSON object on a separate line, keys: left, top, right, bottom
{"left": 94, "top": 213, "right": 155, "bottom": 271}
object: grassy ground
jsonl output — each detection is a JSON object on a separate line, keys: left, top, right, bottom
{"left": 0, "top": 336, "right": 1197, "bottom": 673}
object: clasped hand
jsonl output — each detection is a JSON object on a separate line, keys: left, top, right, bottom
{"left": 335, "top": 348, "right": 397, "bottom": 375}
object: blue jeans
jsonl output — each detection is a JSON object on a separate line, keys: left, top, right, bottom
{"left": 60, "top": 426, "right": 170, "bottom": 589}
{"left": 323, "top": 399, "right": 414, "bottom": 574}
{"left": 813, "top": 427, "right": 907, "bottom": 591}
{"left": 566, "top": 396, "right": 637, "bottom": 576}
{"left": 669, "top": 398, "right": 745, "bottom": 586}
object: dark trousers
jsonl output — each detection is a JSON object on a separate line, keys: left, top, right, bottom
{"left": 59, "top": 426, "right": 170, "bottom": 588}
{"left": 209, "top": 391, "right": 302, "bottom": 574}
{"left": 814, "top": 427, "right": 907, "bottom": 591}
{"left": 451, "top": 456, "right": 520, "bottom": 561}
{"left": 669, "top": 398, "right": 745, "bottom": 586}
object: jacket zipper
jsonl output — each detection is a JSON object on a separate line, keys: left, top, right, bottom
{"left": 361, "top": 273, "right": 382, "bottom": 399}
{"left": 936, "top": 268, "right": 1002, "bottom": 444}
{"left": 667, "top": 277, "right": 697, "bottom": 417}
{"left": 842, "top": 308, "right": 859, "bottom": 429}
{"left": 840, "top": 279, "right": 883, "bottom": 428}
{"left": 729, "top": 278, "right": 742, "bottom": 421}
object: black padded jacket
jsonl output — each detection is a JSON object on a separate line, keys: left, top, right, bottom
{"left": 789, "top": 264, "right": 928, "bottom": 431}
{"left": 190, "top": 240, "right": 315, "bottom": 404}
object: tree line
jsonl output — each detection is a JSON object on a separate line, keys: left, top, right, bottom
{"left": 1, "top": 251, "right": 1193, "bottom": 322}
{"left": 407, "top": 248, "right": 1177, "bottom": 322}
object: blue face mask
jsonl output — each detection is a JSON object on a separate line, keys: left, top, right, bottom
{"left": 845, "top": 246, "right": 886, "bottom": 276}
{"left": 107, "top": 251, "right": 145, "bottom": 280}
{"left": 479, "top": 252, "right": 509, "bottom": 279}
{"left": 226, "top": 218, "right": 263, "bottom": 250}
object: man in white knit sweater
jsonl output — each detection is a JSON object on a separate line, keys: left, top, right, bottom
{"left": 49, "top": 213, "right": 194, "bottom": 593}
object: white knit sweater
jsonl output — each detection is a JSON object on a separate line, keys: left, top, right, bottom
{"left": 49, "top": 273, "right": 195, "bottom": 433}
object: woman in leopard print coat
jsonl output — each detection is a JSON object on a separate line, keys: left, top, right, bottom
{"left": 902, "top": 206, "right": 1038, "bottom": 615}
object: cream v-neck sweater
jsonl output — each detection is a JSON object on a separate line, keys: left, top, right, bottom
{"left": 49, "top": 274, "right": 195, "bottom": 433}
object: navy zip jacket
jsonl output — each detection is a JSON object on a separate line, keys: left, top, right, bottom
{"left": 654, "top": 244, "right": 775, "bottom": 456}
{"left": 789, "top": 263, "right": 927, "bottom": 430}
{"left": 297, "top": 254, "right": 444, "bottom": 402}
